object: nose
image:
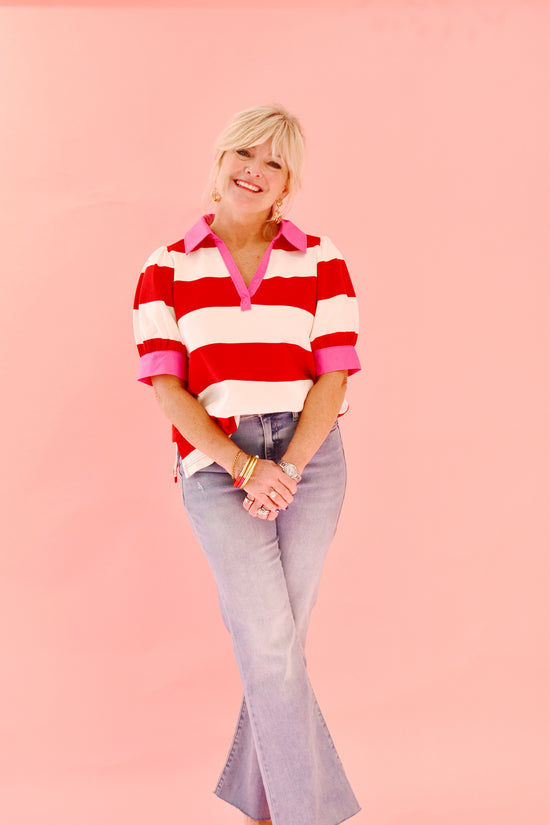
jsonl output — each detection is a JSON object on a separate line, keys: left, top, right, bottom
{"left": 244, "top": 161, "right": 262, "bottom": 178}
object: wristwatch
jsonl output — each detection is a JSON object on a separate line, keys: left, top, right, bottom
{"left": 279, "top": 461, "right": 302, "bottom": 483}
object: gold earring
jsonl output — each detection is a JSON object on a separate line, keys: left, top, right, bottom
{"left": 211, "top": 187, "right": 222, "bottom": 203}
{"left": 272, "top": 197, "right": 284, "bottom": 222}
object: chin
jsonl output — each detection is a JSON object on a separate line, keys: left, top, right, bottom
{"left": 230, "top": 201, "right": 270, "bottom": 218}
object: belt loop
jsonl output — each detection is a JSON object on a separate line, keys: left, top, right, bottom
{"left": 292, "top": 410, "right": 300, "bottom": 421}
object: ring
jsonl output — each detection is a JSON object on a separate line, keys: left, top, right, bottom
{"left": 268, "top": 489, "right": 278, "bottom": 500}
{"left": 257, "top": 506, "right": 270, "bottom": 516}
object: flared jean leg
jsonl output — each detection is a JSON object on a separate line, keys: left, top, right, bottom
{"left": 179, "top": 414, "right": 361, "bottom": 825}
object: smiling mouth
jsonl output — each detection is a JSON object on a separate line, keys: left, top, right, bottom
{"left": 234, "top": 179, "right": 263, "bottom": 193}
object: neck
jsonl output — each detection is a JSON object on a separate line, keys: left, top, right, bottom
{"left": 209, "top": 205, "right": 278, "bottom": 248}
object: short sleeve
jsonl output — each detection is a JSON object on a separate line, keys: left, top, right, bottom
{"left": 310, "top": 236, "right": 361, "bottom": 377}
{"left": 132, "top": 245, "right": 187, "bottom": 386}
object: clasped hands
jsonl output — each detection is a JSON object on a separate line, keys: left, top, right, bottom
{"left": 242, "top": 459, "right": 298, "bottom": 520}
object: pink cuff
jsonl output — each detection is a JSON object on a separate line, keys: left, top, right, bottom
{"left": 313, "top": 345, "right": 361, "bottom": 376}
{"left": 137, "top": 351, "right": 186, "bottom": 385}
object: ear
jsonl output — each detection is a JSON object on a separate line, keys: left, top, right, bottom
{"left": 281, "top": 171, "right": 290, "bottom": 199}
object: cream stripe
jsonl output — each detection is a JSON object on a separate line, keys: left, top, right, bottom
{"left": 133, "top": 302, "right": 181, "bottom": 346}
{"left": 142, "top": 245, "right": 173, "bottom": 270}
{"left": 180, "top": 305, "right": 314, "bottom": 352}
{"left": 198, "top": 379, "right": 313, "bottom": 418}
{"left": 174, "top": 246, "right": 319, "bottom": 281}
{"left": 143, "top": 237, "right": 346, "bottom": 281}
{"left": 309, "top": 295, "right": 359, "bottom": 340}
{"left": 317, "top": 236, "right": 345, "bottom": 264}
{"left": 265, "top": 248, "right": 316, "bottom": 278}
{"left": 172, "top": 247, "right": 228, "bottom": 281}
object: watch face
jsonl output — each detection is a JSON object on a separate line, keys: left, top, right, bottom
{"left": 280, "top": 461, "right": 301, "bottom": 480}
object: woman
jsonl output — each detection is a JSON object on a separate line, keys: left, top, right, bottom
{"left": 133, "top": 104, "right": 362, "bottom": 825}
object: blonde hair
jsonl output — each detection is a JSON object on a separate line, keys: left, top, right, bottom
{"left": 208, "top": 104, "right": 306, "bottom": 223}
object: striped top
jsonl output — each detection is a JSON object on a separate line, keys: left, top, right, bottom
{"left": 133, "top": 214, "right": 361, "bottom": 477}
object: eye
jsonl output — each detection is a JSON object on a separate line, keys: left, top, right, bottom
{"left": 269, "top": 161, "right": 282, "bottom": 169}
{"left": 236, "top": 148, "right": 250, "bottom": 157}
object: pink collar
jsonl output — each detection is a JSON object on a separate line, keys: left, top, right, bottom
{"left": 184, "top": 213, "right": 308, "bottom": 253}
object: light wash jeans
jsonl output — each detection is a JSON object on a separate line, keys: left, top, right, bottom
{"left": 178, "top": 411, "right": 361, "bottom": 825}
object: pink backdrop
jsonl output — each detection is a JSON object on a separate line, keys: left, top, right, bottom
{"left": 1, "top": 3, "right": 548, "bottom": 824}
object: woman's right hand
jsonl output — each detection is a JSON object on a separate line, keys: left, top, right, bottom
{"left": 242, "top": 459, "right": 297, "bottom": 519}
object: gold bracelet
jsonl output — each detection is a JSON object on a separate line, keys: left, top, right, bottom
{"left": 240, "top": 455, "right": 259, "bottom": 487}
{"left": 231, "top": 449, "right": 244, "bottom": 480}
{"left": 239, "top": 454, "right": 255, "bottom": 478}
{"left": 233, "top": 454, "right": 256, "bottom": 488}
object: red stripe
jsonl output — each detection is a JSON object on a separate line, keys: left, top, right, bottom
{"left": 173, "top": 415, "right": 237, "bottom": 460}
{"left": 174, "top": 278, "right": 239, "bottom": 312}
{"left": 311, "top": 331, "right": 358, "bottom": 351}
{"left": 305, "top": 234, "right": 322, "bottom": 248}
{"left": 272, "top": 234, "right": 320, "bottom": 251}
{"left": 183, "top": 234, "right": 320, "bottom": 254}
{"left": 135, "top": 245, "right": 353, "bottom": 312}
{"left": 317, "top": 258, "right": 357, "bottom": 300}
{"left": 174, "top": 276, "right": 317, "bottom": 314}
{"left": 133, "top": 264, "right": 175, "bottom": 309}
{"left": 166, "top": 238, "right": 188, "bottom": 253}
{"left": 187, "top": 343, "right": 316, "bottom": 396}
{"left": 137, "top": 339, "right": 186, "bottom": 357}
{"left": 253, "top": 277, "right": 316, "bottom": 311}
{"left": 272, "top": 236, "right": 297, "bottom": 252}
{"left": 168, "top": 236, "right": 216, "bottom": 253}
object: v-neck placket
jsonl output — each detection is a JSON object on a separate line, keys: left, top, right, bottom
{"left": 212, "top": 224, "right": 283, "bottom": 312}
{"left": 183, "top": 215, "right": 308, "bottom": 310}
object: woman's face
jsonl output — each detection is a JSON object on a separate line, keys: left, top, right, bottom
{"left": 216, "top": 141, "right": 289, "bottom": 218}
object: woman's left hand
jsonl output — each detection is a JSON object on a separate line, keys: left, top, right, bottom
{"left": 243, "top": 494, "right": 279, "bottom": 520}
{"left": 241, "top": 458, "right": 297, "bottom": 519}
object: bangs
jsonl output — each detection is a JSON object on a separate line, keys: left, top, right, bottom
{"left": 223, "top": 118, "right": 290, "bottom": 164}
